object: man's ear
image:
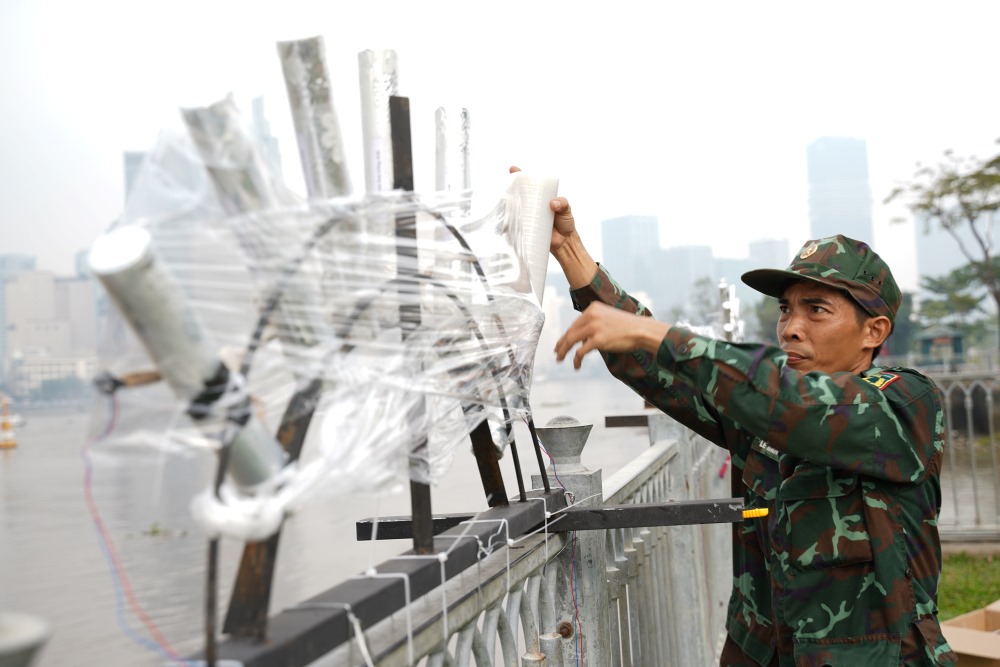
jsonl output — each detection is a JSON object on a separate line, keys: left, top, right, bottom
{"left": 865, "top": 316, "right": 892, "bottom": 349}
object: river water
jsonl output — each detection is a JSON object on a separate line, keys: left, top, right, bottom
{"left": 0, "top": 375, "right": 654, "bottom": 667}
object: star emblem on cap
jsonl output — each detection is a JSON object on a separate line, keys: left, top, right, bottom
{"left": 800, "top": 244, "right": 818, "bottom": 260}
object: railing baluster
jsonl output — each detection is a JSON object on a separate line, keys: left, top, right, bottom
{"left": 495, "top": 603, "right": 519, "bottom": 667}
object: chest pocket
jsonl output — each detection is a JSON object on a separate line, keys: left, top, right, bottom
{"left": 780, "top": 464, "right": 873, "bottom": 572}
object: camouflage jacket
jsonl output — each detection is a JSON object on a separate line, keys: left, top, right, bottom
{"left": 571, "top": 266, "right": 958, "bottom": 666}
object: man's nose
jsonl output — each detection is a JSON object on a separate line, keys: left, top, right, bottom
{"left": 780, "top": 312, "right": 804, "bottom": 340}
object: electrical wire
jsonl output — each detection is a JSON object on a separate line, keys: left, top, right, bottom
{"left": 81, "top": 393, "right": 195, "bottom": 666}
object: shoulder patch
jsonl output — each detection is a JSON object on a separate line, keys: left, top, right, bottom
{"left": 863, "top": 371, "right": 901, "bottom": 391}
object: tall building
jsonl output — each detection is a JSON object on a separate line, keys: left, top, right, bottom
{"left": 600, "top": 215, "right": 660, "bottom": 290}
{"left": 0, "top": 254, "right": 36, "bottom": 386}
{"left": 123, "top": 151, "right": 147, "bottom": 201}
{"left": 658, "top": 245, "right": 715, "bottom": 318}
{"left": 4, "top": 270, "right": 98, "bottom": 396}
{"left": 806, "top": 137, "right": 874, "bottom": 243}
{"left": 251, "top": 95, "right": 283, "bottom": 182}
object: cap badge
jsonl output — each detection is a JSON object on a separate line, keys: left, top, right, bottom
{"left": 800, "top": 244, "right": 818, "bottom": 260}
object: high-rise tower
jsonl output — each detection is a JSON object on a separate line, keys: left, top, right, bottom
{"left": 806, "top": 137, "right": 874, "bottom": 243}
{"left": 601, "top": 215, "right": 660, "bottom": 290}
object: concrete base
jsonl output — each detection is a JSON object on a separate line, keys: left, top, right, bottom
{"left": 0, "top": 613, "right": 50, "bottom": 667}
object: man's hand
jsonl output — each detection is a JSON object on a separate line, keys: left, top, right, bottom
{"left": 555, "top": 302, "right": 671, "bottom": 369}
{"left": 509, "top": 165, "right": 596, "bottom": 288}
{"left": 509, "top": 166, "right": 575, "bottom": 253}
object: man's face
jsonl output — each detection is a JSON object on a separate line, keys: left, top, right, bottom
{"left": 776, "top": 281, "right": 873, "bottom": 375}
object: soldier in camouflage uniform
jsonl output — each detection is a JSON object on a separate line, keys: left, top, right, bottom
{"left": 544, "top": 195, "right": 958, "bottom": 666}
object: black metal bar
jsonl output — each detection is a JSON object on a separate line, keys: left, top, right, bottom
{"left": 390, "top": 95, "right": 414, "bottom": 192}
{"left": 605, "top": 414, "right": 650, "bottom": 428}
{"left": 223, "top": 379, "right": 322, "bottom": 639}
{"left": 356, "top": 513, "right": 474, "bottom": 541}
{"left": 206, "top": 538, "right": 219, "bottom": 666}
{"left": 547, "top": 497, "right": 745, "bottom": 531}
{"left": 526, "top": 417, "right": 551, "bottom": 493}
{"left": 468, "top": 420, "right": 509, "bottom": 507}
{"left": 202, "top": 491, "right": 566, "bottom": 666}
{"left": 390, "top": 94, "right": 435, "bottom": 556}
{"left": 357, "top": 497, "right": 748, "bottom": 541}
{"left": 506, "top": 430, "right": 528, "bottom": 502}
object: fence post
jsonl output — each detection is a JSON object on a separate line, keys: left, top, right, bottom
{"left": 531, "top": 416, "right": 611, "bottom": 666}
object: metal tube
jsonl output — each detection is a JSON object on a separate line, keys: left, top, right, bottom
{"left": 358, "top": 49, "right": 398, "bottom": 194}
{"left": 277, "top": 35, "right": 352, "bottom": 200}
{"left": 435, "top": 107, "right": 471, "bottom": 195}
{"left": 180, "top": 95, "right": 278, "bottom": 215}
{"left": 89, "top": 226, "right": 286, "bottom": 489}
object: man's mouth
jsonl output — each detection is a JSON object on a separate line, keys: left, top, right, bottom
{"left": 783, "top": 349, "right": 808, "bottom": 364}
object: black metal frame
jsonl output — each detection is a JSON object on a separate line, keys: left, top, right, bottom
{"left": 356, "top": 497, "right": 746, "bottom": 540}
{"left": 201, "top": 491, "right": 566, "bottom": 665}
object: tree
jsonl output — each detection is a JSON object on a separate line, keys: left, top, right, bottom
{"left": 918, "top": 264, "right": 984, "bottom": 329}
{"left": 748, "top": 296, "right": 780, "bottom": 343}
{"left": 885, "top": 143, "right": 1000, "bottom": 351}
{"left": 688, "top": 276, "right": 722, "bottom": 324}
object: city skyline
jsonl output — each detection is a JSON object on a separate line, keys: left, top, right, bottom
{"left": 5, "top": 1, "right": 1000, "bottom": 293}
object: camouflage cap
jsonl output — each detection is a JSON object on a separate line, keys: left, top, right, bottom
{"left": 741, "top": 234, "right": 901, "bottom": 324}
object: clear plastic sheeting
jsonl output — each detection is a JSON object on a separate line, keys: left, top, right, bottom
{"left": 89, "top": 124, "right": 556, "bottom": 541}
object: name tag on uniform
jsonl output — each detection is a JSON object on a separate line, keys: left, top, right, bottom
{"left": 863, "top": 371, "right": 900, "bottom": 391}
{"left": 751, "top": 438, "right": 780, "bottom": 461}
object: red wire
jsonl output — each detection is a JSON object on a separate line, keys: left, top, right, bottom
{"left": 569, "top": 531, "right": 584, "bottom": 666}
{"left": 82, "top": 395, "right": 186, "bottom": 661}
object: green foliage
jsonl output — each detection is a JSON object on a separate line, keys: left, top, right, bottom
{"left": 919, "top": 264, "right": 985, "bottom": 328}
{"left": 748, "top": 296, "right": 780, "bottom": 343}
{"left": 887, "top": 142, "right": 1000, "bottom": 351}
{"left": 689, "top": 276, "right": 721, "bottom": 323}
{"left": 939, "top": 551, "right": 1000, "bottom": 621}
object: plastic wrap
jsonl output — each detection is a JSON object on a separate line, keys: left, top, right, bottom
{"left": 90, "top": 109, "right": 556, "bottom": 540}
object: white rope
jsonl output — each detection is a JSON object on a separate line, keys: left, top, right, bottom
{"left": 352, "top": 571, "right": 414, "bottom": 666}
{"left": 393, "top": 550, "right": 452, "bottom": 644}
{"left": 286, "top": 601, "right": 375, "bottom": 667}
{"left": 459, "top": 518, "right": 511, "bottom": 591}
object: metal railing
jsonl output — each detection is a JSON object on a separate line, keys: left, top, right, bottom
{"left": 304, "top": 414, "right": 730, "bottom": 667}
{"left": 930, "top": 370, "right": 1000, "bottom": 539}
{"left": 210, "top": 366, "right": 999, "bottom": 666}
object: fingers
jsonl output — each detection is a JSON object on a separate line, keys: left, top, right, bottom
{"left": 509, "top": 165, "right": 521, "bottom": 173}
{"left": 550, "top": 196, "right": 571, "bottom": 214}
{"left": 554, "top": 306, "right": 599, "bottom": 369}
{"left": 553, "top": 316, "right": 584, "bottom": 363}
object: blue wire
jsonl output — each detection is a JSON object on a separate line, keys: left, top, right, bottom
{"left": 83, "top": 396, "right": 196, "bottom": 666}
{"left": 90, "top": 517, "right": 184, "bottom": 662}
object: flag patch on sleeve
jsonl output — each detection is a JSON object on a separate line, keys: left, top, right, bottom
{"left": 863, "top": 371, "right": 900, "bottom": 390}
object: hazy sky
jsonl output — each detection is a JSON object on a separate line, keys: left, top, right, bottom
{"left": 4, "top": 0, "right": 1000, "bottom": 291}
